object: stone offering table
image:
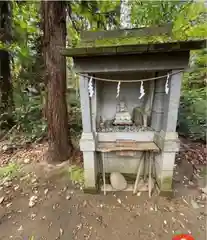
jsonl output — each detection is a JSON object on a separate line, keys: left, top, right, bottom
{"left": 63, "top": 27, "right": 205, "bottom": 196}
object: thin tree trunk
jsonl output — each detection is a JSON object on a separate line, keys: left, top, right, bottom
{"left": 0, "top": 50, "right": 13, "bottom": 112}
{"left": 0, "top": 1, "right": 14, "bottom": 129}
{"left": 41, "top": 1, "right": 73, "bottom": 162}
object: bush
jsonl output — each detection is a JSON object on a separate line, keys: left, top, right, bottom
{"left": 177, "top": 49, "right": 206, "bottom": 142}
{"left": 9, "top": 92, "right": 47, "bottom": 143}
{"left": 178, "top": 88, "right": 206, "bottom": 142}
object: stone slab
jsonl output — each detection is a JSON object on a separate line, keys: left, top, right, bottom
{"left": 101, "top": 153, "right": 143, "bottom": 174}
{"left": 96, "top": 141, "right": 160, "bottom": 152}
{"left": 97, "top": 132, "right": 155, "bottom": 142}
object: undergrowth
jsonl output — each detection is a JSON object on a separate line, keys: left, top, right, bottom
{"left": 68, "top": 165, "right": 84, "bottom": 184}
{"left": 0, "top": 162, "right": 20, "bottom": 180}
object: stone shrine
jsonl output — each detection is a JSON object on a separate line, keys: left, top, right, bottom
{"left": 63, "top": 26, "right": 205, "bottom": 196}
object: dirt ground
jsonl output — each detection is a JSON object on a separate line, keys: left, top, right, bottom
{"left": 0, "top": 143, "right": 206, "bottom": 240}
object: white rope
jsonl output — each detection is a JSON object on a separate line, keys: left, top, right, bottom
{"left": 139, "top": 81, "right": 145, "bottom": 99}
{"left": 88, "top": 76, "right": 94, "bottom": 97}
{"left": 116, "top": 81, "right": 121, "bottom": 98}
{"left": 75, "top": 69, "right": 184, "bottom": 83}
{"left": 165, "top": 73, "right": 170, "bottom": 94}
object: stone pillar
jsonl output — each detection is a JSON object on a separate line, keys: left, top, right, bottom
{"left": 154, "top": 131, "right": 180, "bottom": 196}
{"left": 79, "top": 75, "right": 97, "bottom": 192}
{"left": 154, "top": 70, "right": 183, "bottom": 196}
{"left": 151, "top": 74, "right": 165, "bottom": 131}
{"left": 163, "top": 70, "right": 183, "bottom": 132}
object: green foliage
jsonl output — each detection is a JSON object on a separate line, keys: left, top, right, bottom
{"left": 178, "top": 89, "right": 206, "bottom": 141}
{"left": 178, "top": 49, "right": 207, "bottom": 141}
{"left": 70, "top": 0, "right": 120, "bottom": 31}
{"left": 12, "top": 1, "right": 40, "bottom": 62}
{"left": 10, "top": 92, "right": 47, "bottom": 143}
{"left": 131, "top": 0, "right": 207, "bottom": 41}
{"left": 0, "top": 1, "right": 45, "bottom": 143}
{"left": 131, "top": 0, "right": 184, "bottom": 27}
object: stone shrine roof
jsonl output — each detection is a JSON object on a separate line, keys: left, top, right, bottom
{"left": 62, "top": 25, "right": 206, "bottom": 58}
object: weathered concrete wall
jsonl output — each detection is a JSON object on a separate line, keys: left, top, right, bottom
{"left": 102, "top": 152, "right": 143, "bottom": 174}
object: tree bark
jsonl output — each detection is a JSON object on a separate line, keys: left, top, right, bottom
{"left": 41, "top": 1, "right": 73, "bottom": 162}
{"left": 0, "top": 1, "right": 14, "bottom": 129}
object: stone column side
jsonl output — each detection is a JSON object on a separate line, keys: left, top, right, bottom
{"left": 151, "top": 74, "right": 166, "bottom": 131}
{"left": 80, "top": 132, "right": 98, "bottom": 193}
{"left": 162, "top": 70, "right": 183, "bottom": 132}
{"left": 154, "top": 131, "right": 180, "bottom": 196}
{"left": 79, "top": 75, "right": 92, "bottom": 133}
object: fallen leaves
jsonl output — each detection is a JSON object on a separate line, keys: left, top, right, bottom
{"left": 201, "top": 185, "right": 207, "bottom": 195}
{"left": 117, "top": 198, "right": 122, "bottom": 204}
{"left": 59, "top": 228, "right": 63, "bottom": 236}
{"left": 66, "top": 195, "right": 71, "bottom": 200}
{"left": 31, "top": 213, "right": 36, "bottom": 220}
{"left": 44, "top": 188, "right": 49, "bottom": 195}
{"left": 29, "top": 195, "right": 38, "bottom": 207}
{"left": 23, "top": 158, "right": 30, "bottom": 164}
{"left": 191, "top": 199, "right": 200, "bottom": 209}
{"left": 178, "top": 139, "right": 207, "bottom": 166}
{"left": 0, "top": 196, "right": 5, "bottom": 204}
{"left": 6, "top": 202, "right": 12, "bottom": 208}
{"left": 17, "top": 225, "right": 23, "bottom": 232}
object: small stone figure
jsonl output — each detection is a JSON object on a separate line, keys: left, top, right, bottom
{"left": 119, "top": 100, "right": 126, "bottom": 112}
{"left": 113, "top": 99, "right": 133, "bottom": 125}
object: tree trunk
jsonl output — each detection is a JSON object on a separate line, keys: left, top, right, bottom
{"left": 41, "top": 1, "right": 73, "bottom": 162}
{"left": 0, "top": 50, "right": 13, "bottom": 112}
{"left": 0, "top": 1, "right": 14, "bottom": 129}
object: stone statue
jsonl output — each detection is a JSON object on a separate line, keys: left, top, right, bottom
{"left": 113, "top": 99, "right": 133, "bottom": 125}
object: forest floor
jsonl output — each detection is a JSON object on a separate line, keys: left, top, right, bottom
{"left": 0, "top": 140, "right": 206, "bottom": 240}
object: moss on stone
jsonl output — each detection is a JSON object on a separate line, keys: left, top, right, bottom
{"left": 78, "top": 34, "right": 172, "bottom": 48}
{"left": 68, "top": 165, "right": 84, "bottom": 184}
{"left": 83, "top": 187, "right": 99, "bottom": 194}
{"left": 161, "top": 176, "right": 173, "bottom": 191}
{"left": 159, "top": 190, "right": 174, "bottom": 198}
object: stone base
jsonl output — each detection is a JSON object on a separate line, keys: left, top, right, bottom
{"left": 159, "top": 190, "right": 174, "bottom": 198}
{"left": 83, "top": 187, "right": 99, "bottom": 194}
{"left": 154, "top": 130, "right": 179, "bottom": 194}
{"left": 80, "top": 132, "right": 98, "bottom": 191}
